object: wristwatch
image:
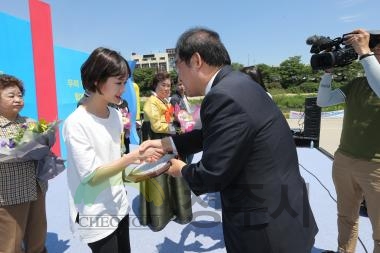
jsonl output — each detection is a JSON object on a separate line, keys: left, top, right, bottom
{"left": 359, "top": 52, "right": 375, "bottom": 60}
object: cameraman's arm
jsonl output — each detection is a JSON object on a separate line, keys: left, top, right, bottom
{"left": 346, "top": 29, "right": 380, "bottom": 97}
{"left": 361, "top": 56, "right": 380, "bottom": 97}
{"left": 317, "top": 73, "right": 345, "bottom": 107}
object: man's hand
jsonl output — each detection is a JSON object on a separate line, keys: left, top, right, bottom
{"left": 139, "top": 147, "right": 165, "bottom": 163}
{"left": 127, "top": 147, "right": 165, "bottom": 164}
{"left": 139, "top": 138, "right": 173, "bottom": 153}
{"left": 344, "top": 29, "right": 372, "bottom": 55}
{"left": 166, "top": 158, "right": 186, "bottom": 177}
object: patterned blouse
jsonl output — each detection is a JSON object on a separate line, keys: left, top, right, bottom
{"left": 0, "top": 115, "right": 47, "bottom": 206}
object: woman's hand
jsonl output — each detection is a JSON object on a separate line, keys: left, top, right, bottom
{"left": 146, "top": 147, "right": 166, "bottom": 162}
{"left": 138, "top": 146, "right": 165, "bottom": 163}
{"left": 124, "top": 147, "right": 163, "bottom": 165}
{"left": 139, "top": 138, "right": 173, "bottom": 153}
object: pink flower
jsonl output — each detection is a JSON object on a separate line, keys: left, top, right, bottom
{"left": 120, "top": 108, "right": 131, "bottom": 131}
{"left": 173, "top": 104, "right": 201, "bottom": 133}
{"left": 175, "top": 110, "right": 195, "bottom": 133}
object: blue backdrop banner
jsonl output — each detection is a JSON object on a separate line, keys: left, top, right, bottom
{"left": 54, "top": 46, "right": 89, "bottom": 158}
{"left": 1, "top": 11, "right": 139, "bottom": 157}
{"left": 0, "top": 12, "right": 37, "bottom": 119}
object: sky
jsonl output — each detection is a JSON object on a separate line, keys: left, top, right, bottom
{"left": 1, "top": 0, "right": 380, "bottom": 66}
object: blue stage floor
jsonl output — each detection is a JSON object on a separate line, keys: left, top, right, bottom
{"left": 45, "top": 148, "right": 373, "bottom": 252}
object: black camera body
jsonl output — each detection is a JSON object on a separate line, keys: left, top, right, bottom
{"left": 307, "top": 34, "right": 358, "bottom": 71}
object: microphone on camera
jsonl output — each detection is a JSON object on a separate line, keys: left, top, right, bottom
{"left": 306, "top": 35, "right": 332, "bottom": 46}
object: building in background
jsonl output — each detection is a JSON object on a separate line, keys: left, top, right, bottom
{"left": 132, "top": 48, "right": 175, "bottom": 72}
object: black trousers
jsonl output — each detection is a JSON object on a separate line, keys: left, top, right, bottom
{"left": 88, "top": 215, "right": 131, "bottom": 253}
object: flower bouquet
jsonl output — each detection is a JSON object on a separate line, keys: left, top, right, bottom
{"left": 173, "top": 104, "right": 200, "bottom": 133}
{"left": 0, "top": 119, "right": 65, "bottom": 181}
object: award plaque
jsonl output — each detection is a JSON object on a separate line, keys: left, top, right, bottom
{"left": 124, "top": 154, "right": 175, "bottom": 182}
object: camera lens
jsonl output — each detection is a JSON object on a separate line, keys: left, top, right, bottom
{"left": 310, "top": 52, "right": 334, "bottom": 70}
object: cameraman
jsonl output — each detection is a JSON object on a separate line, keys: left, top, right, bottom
{"left": 317, "top": 29, "right": 380, "bottom": 253}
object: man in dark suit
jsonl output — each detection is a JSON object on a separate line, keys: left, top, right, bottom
{"left": 140, "top": 27, "right": 318, "bottom": 252}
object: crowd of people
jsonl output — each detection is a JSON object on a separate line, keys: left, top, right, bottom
{"left": 0, "top": 27, "right": 379, "bottom": 253}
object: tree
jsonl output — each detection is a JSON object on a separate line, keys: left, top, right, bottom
{"left": 278, "top": 56, "right": 311, "bottom": 89}
{"left": 337, "top": 61, "right": 364, "bottom": 81}
{"left": 133, "top": 68, "right": 156, "bottom": 96}
{"left": 133, "top": 68, "right": 180, "bottom": 96}
{"left": 169, "top": 70, "right": 178, "bottom": 84}
{"left": 231, "top": 62, "right": 244, "bottom": 71}
{"left": 254, "top": 64, "right": 275, "bottom": 84}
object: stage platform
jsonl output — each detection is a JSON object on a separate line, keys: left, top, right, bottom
{"left": 44, "top": 148, "right": 373, "bottom": 252}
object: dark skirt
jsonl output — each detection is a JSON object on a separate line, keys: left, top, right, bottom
{"left": 139, "top": 174, "right": 193, "bottom": 231}
{"left": 139, "top": 124, "right": 193, "bottom": 231}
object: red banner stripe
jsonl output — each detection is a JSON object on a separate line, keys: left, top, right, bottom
{"left": 29, "top": 0, "right": 60, "bottom": 155}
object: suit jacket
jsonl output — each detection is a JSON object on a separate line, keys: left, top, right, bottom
{"left": 172, "top": 66, "right": 318, "bottom": 252}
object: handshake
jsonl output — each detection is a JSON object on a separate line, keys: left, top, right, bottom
{"left": 128, "top": 137, "right": 186, "bottom": 178}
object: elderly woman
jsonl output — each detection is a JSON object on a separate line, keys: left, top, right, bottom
{"left": 140, "top": 72, "right": 192, "bottom": 231}
{"left": 0, "top": 74, "right": 47, "bottom": 253}
{"left": 143, "top": 72, "right": 175, "bottom": 139}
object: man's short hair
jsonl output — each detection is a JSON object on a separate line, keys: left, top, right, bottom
{"left": 369, "top": 30, "right": 380, "bottom": 48}
{"left": 175, "top": 27, "right": 231, "bottom": 67}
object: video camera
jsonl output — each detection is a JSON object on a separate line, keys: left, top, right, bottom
{"left": 306, "top": 34, "right": 357, "bottom": 71}
{"left": 307, "top": 31, "right": 380, "bottom": 71}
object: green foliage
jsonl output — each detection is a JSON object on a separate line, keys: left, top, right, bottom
{"left": 266, "top": 82, "right": 283, "bottom": 91}
{"left": 140, "top": 100, "right": 145, "bottom": 112}
{"left": 287, "top": 82, "right": 319, "bottom": 93}
{"left": 188, "top": 97, "right": 203, "bottom": 106}
{"left": 133, "top": 68, "right": 156, "bottom": 96}
{"left": 272, "top": 94, "right": 307, "bottom": 112}
{"left": 169, "top": 70, "right": 178, "bottom": 83}
{"left": 272, "top": 93, "right": 344, "bottom": 115}
{"left": 231, "top": 62, "right": 244, "bottom": 71}
{"left": 267, "top": 87, "right": 286, "bottom": 95}
{"left": 321, "top": 104, "right": 345, "bottom": 112}
{"left": 278, "top": 56, "right": 312, "bottom": 89}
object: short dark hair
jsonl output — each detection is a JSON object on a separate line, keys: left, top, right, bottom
{"left": 175, "top": 27, "right": 231, "bottom": 67}
{"left": 240, "top": 66, "right": 268, "bottom": 92}
{"left": 369, "top": 35, "right": 380, "bottom": 48}
{"left": 81, "top": 47, "right": 131, "bottom": 94}
{"left": 151, "top": 72, "right": 170, "bottom": 91}
{"left": 0, "top": 74, "right": 25, "bottom": 95}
